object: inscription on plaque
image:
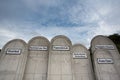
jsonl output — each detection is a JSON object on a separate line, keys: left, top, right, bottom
{"left": 6, "top": 48, "right": 21, "bottom": 55}
{"left": 73, "top": 53, "right": 87, "bottom": 59}
{"left": 53, "top": 46, "right": 69, "bottom": 51}
{"left": 29, "top": 46, "right": 48, "bottom": 51}
{"left": 97, "top": 58, "right": 113, "bottom": 64}
{"left": 95, "top": 45, "right": 114, "bottom": 50}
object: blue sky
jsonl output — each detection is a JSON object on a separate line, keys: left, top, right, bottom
{"left": 0, "top": 0, "right": 120, "bottom": 48}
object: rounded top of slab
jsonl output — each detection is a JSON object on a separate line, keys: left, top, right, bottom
{"left": 28, "top": 36, "right": 50, "bottom": 45}
{"left": 73, "top": 44, "right": 87, "bottom": 50}
{"left": 1, "top": 39, "right": 27, "bottom": 56}
{"left": 72, "top": 43, "right": 89, "bottom": 54}
{"left": 90, "top": 35, "right": 117, "bottom": 53}
{"left": 2, "top": 39, "right": 27, "bottom": 50}
{"left": 51, "top": 35, "right": 72, "bottom": 45}
{"left": 91, "top": 35, "right": 115, "bottom": 46}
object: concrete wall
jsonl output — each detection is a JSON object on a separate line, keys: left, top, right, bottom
{"left": 91, "top": 35, "right": 120, "bottom": 77}
{"left": 0, "top": 39, "right": 28, "bottom": 80}
{"left": 23, "top": 36, "right": 50, "bottom": 80}
{"left": 1, "top": 35, "right": 120, "bottom": 80}
{"left": 93, "top": 49, "right": 120, "bottom": 80}
{"left": 72, "top": 44, "right": 94, "bottom": 80}
{"left": 47, "top": 35, "right": 73, "bottom": 80}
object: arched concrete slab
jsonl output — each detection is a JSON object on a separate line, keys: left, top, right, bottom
{"left": 91, "top": 35, "right": 118, "bottom": 53}
{"left": 94, "top": 49, "right": 120, "bottom": 80}
{"left": 23, "top": 36, "right": 50, "bottom": 80}
{"left": 72, "top": 44, "right": 94, "bottom": 80}
{"left": 0, "top": 39, "right": 28, "bottom": 80}
{"left": 91, "top": 35, "right": 120, "bottom": 76}
{"left": 47, "top": 35, "right": 72, "bottom": 80}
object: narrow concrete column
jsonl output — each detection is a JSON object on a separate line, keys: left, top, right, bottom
{"left": 23, "top": 36, "right": 50, "bottom": 80}
{"left": 0, "top": 39, "right": 28, "bottom": 80}
{"left": 47, "top": 35, "right": 72, "bottom": 80}
{"left": 93, "top": 49, "right": 120, "bottom": 80}
{"left": 72, "top": 44, "right": 94, "bottom": 80}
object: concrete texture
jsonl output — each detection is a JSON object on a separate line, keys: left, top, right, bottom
{"left": 23, "top": 36, "right": 50, "bottom": 80}
{"left": 93, "top": 49, "right": 120, "bottom": 80}
{"left": 47, "top": 35, "right": 73, "bottom": 80}
{"left": 91, "top": 35, "right": 120, "bottom": 76}
{"left": 0, "top": 39, "right": 28, "bottom": 80}
{"left": 72, "top": 44, "right": 94, "bottom": 80}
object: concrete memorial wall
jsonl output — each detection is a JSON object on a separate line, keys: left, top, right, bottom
{"left": 23, "top": 36, "right": 50, "bottom": 80}
{"left": 1, "top": 35, "right": 120, "bottom": 80}
{"left": 0, "top": 39, "right": 28, "bottom": 80}
{"left": 93, "top": 49, "right": 120, "bottom": 80}
{"left": 47, "top": 35, "right": 73, "bottom": 80}
{"left": 91, "top": 35, "right": 120, "bottom": 76}
{"left": 72, "top": 44, "right": 94, "bottom": 80}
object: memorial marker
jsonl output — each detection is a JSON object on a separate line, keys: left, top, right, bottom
{"left": 95, "top": 45, "right": 114, "bottom": 50}
{"left": 23, "top": 36, "right": 49, "bottom": 80}
{"left": 0, "top": 39, "right": 28, "bottom": 80}
{"left": 72, "top": 44, "right": 94, "bottom": 80}
{"left": 47, "top": 35, "right": 72, "bottom": 80}
{"left": 29, "top": 46, "right": 48, "bottom": 51}
{"left": 91, "top": 35, "right": 120, "bottom": 76}
{"left": 6, "top": 48, "right": 21, "bottom": 55}
{"left": 52, "top": 45, "right": 69, "bottom": 51}
{"left": 97, "top": 58, "right": 113, "bottom": 64}
{"left": 73, "top": 52, "right": 87, "bottom": 59}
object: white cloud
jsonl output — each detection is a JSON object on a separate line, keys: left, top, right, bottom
{"left": 95, "top": 21, "right": 120, "bottom": 35}
{"left": 0, "top": 28, "right": 18, "bottom": 48}
{"left": 0, "top": 29, "right": 17, "bottom": 39}
{"left": 67, "top": 0, "right": 120, "bottom": 47}
{"left": 0, "top": 0, "right": 120, "bottom": 49}
{"left": 0, "top": 22, "right": 94, "bottom": 49}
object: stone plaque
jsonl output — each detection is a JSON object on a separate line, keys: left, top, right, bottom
{"left": 95, "top": 45, "right": 114, "bottom": 50}
{"left": 97, "top": 58, "right": 113, "bottom": 64}
{"left": 53, "top": 45, "right": 69, "bottom": 51}
{"left": 29, "top": 46, "right": 48, "bottom": 51}
{"left": 6, "top": 48, "right": 21, "bottom": 55}
{"left": 73, "top": 53, "right": 87, "bottom": 59}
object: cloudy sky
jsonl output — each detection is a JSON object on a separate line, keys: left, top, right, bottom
{"left": 0, "top": 0, "right": 120, "bottom": 49}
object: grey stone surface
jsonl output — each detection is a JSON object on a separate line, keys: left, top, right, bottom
{"left": 91, "top": 35, "right": 119, "bottom": 53}
{"left": 93, "top": 49, "right": 120, "bottom": 80}
{"left": 47, "top": 35, "right": 73, "bottom": 80}
{"left": 23, "top": 36, "right": 50, "bottom": 80}
{"left": 91, "top": 35, "right": 120, "bottom": 77}
{"left": 0, "top": 39, "right": 28, "bottom": 80}
{"left": 72, "top": 44, "right": 94, "bottom": 80}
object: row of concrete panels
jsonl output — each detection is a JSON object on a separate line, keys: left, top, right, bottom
{"left": 0, "top": 35, "right": 120, "bottom": 80}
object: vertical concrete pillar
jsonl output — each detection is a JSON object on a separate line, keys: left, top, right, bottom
{"left": 23, "top": 36, "right": 50, "bottom": 80}
{"left": 0, "top": 39, "right": 28, "bottom": 80}
{"left": 94, "top": 49, "right": 120, "bottom": 80}
{"left": 72, "top": 44, "right": 94, "bottom": 80}
{"left": 91, "top": 35, "right": 120, "bottom": 76}
{"left": 47, "top": 35, "right": 72, "bottom": 80}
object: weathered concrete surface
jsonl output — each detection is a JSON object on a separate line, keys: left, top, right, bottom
{"left": 23, "top": 36, "right": 50, "bottom": 80}
{"left": 0, "top": 39, "right": 28, "bottom": 80}
{"left": 72, "top": 44, "right": 94, "bottom": 80}
{"left": 93, "top": 49, "right": 120, "bottom": 80}
{"left": 91, "top": 35, "right": 119, "bottom": 53}
{"left": 47, "top": 35, "right": 73, "bottom": 80}
{"left": 91, "top": 35, "right": 120, "bottom": 76}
